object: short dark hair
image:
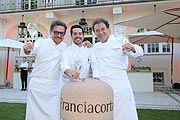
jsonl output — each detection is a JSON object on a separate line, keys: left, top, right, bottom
{"left": 70, "top": 25, "right": 84, "bottom": 36}
{"left": 92, "top": 18, "right": 110, "bottom": 32}
{"left": 50, "top": 20, "right": 67, "bottom": 34}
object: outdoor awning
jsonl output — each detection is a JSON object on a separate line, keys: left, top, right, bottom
{"left": 115, "top": 7, "right": 180, "bottom": 40}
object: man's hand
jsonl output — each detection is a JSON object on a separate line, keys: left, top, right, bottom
{"left": 23, "top": 42, "right": 34, "bottom": 54}
{"left": 122, "top": 43, "right": 136, "bottom": 53}
{"left": 64, "top": 69, "right": 80, "bottom": 79}
{"left": 83, "top": 40, "right": 92, "bottom": 48}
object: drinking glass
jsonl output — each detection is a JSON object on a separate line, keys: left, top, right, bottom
{"left": 74, "top": 59, "right": 85, "bottom": 81}
{"left": 74, "top": 60, "right": 82, "bottom": 72}
{"left": 27, "top": 23, "right": 38, "bottom": 56}
{"left": 122, "top": 38, "right": 129, "bottom": 56}
{"left": 27, "top": 23, "right": 38, "bottom": 38}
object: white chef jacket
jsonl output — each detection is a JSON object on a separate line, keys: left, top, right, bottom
{"left": 24, "top": 38, "right": 67, "bottom": 120}
{"left": 30, "top": 38, "right": 66, "bottom": 80}
{"left": 93, "top": 35, "right": 143, "bottom": 120}
{"left": 60, "top": 43, "right": 99, "bottom": 82}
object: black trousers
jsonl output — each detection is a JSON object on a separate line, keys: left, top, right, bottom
{"left": 20, "top": 69, "right": 28, "bottom": 90}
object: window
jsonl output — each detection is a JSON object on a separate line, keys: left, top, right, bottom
{"left": 22, "top": 0, "right": 37, "bottom": 10}
{"left": 162, "top": 43, "right": 170, "bottom": 53}
{"left": 84, "top": 26, "right": 92, "bottom": 35}
{"left": 147, "top": 43, "right": 159, "bottom": 53}
{"left": 84, "top": 37, "right": 98, "bottom": 44}
{"left": 139, "top": 44, "right": 144, "bottom": 51}
{"left": 76, "top": 0, "right": 84, "bottom": 5}
{"left": 46, "top": 0, "right": 52, "bottom": 7}
{"left": 143, "top": 43, "right": 171, "bottom": 54}
{"left": 30, "top": 0, "right": 37, "bottom": 9}
{"left": 76, "top": 0, "right": 96, "bottom": 5}
{"left": 153, "top": 72, "right": 164, "bottom": 84}
{"left": 22, "top": 0, "right": 29, "bottom": 10}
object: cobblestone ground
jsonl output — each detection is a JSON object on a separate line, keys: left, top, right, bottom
{"left": 0, "top": 88, "right": 180, "bottom": 110}
{"left": 134, "top": 90, "right": 180, "bottom": 110}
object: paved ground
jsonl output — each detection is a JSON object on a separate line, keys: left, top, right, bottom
{"left": 0, "top": 88, "right": 180, "bottom": 110}
{"left": 134, "top": 90, "right": 180, "bottom": 110}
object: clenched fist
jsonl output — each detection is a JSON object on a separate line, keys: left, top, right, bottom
{"left": 23, "top": 42, "right": 34, "bottom": 54}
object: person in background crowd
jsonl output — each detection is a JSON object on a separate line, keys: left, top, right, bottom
{"left": 19, "top": 57, "right": 28, "bottom": 91}
{"left": 92, "top": 18, "right": 143, "bottom": 120}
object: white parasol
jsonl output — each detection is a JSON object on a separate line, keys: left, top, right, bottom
{"left": 115, "top": 7, "right": 180, "bottom": 40}
{"left": 128, "top": 31, "right": 176, "bottom": 84}
{"left": 0, "top": 39, "right": 24, "bottom": 81}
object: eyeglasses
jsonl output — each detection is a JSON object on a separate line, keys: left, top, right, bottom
{"left": 53, "top": 31, "right": 65, "bottom": 36}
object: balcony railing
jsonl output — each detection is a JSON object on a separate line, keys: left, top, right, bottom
{"left": 0, "top": 0, "right": 158, "bottom": 12}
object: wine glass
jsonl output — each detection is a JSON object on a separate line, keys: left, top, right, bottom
{"left": 27, "top": 23, "right": 38, "bottom": 39}
{"left": 74, "top": 60, "right": 82, "bottom": 72}
{"left": 74, "top": 59, "right": 84, "bottom": 81}
{"left": 27, "top": 23, "right": 38, "bottom": 56}
{"left": 122, "top": 37, "right": 129, "bottom": 56}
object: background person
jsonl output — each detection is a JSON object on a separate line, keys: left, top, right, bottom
{"left": 92, "top": 18, "right": 143, "bottom": 120}
{"left": 19, "top": 57, "right": 28, "bottom": 91}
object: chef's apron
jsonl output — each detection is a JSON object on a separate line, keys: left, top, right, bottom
{"left": 26, "top": 77, "right": 60, "bottom": 120}
{"left": 100, "top": 68, "right": 138, "bottom": 120}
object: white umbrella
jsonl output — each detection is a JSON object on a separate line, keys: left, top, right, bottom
{"left": 0, "top": 39, "right": 24, "bottom": 81}
{"left": 116, "top": 7, "right": 180, "bottom": 85}
{"left": 128, "top": 31, "right": 180, "bottom": 44}
{"left": 0, "top": 39, "right": 24, "bottom": 49}
{"left": 115, "top": 7, "right": 180, "bottom": 40}
{"left": 128, "top": 31, "right": 175, "bottom": 84}
{"left": 129, "top": 31, "right": 168, "bottom": 44}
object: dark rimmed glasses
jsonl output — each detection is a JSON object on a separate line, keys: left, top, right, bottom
{"left": 53, "top": 31, "right": 65, "bottom": 36}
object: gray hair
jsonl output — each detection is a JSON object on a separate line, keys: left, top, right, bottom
{"left": 92, "top": 18, "right": 110, "bottom": 32}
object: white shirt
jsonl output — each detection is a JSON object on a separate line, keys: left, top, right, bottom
{"left": 93, "top": 35, "right": 143, "bottom": 70}
{"left": 60, "top": 43, "right": 99, "bottom": 80}
{"left": 29, "top": 38, "right": 67, "bottom": 80}
{"left": 19, "top": 61, "right": 28, "bottom": 70}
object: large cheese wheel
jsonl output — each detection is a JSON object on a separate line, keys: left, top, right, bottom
{"left": 60, "top": 78, "right": 113, "bottom": 120}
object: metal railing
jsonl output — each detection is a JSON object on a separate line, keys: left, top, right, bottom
{"left": 0, "top": 0, "right": 157, "bottom": 13}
